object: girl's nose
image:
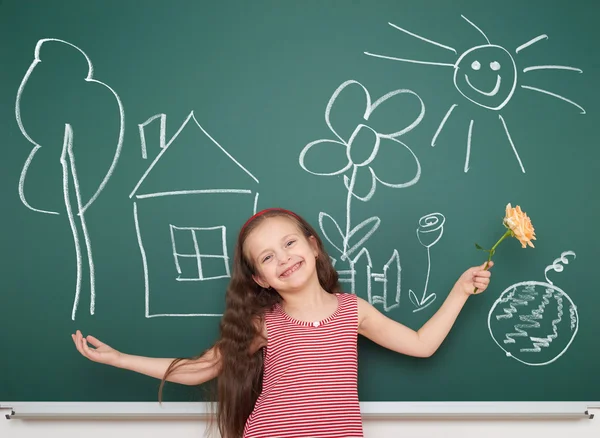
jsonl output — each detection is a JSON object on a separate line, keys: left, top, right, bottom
{"left": 277, "top": 252, "right": 291, "bottom": 265}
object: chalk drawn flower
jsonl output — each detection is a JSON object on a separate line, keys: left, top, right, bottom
{"left": 299, "top": 80, "right": 425, "bottom": 201}
{"left": 409, "top": 212, "right": 447, "bottom": 312}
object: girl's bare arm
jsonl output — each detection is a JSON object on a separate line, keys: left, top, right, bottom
{"left": 72, "top": 330, "right": 220, "bottom": 386}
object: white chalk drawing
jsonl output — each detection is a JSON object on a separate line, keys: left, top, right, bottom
{"left": 16, "top": 38, "right": 125, "bottom": 320}
{"left": 488, "top": 251, "right": 578, "bottom": 366}
{"left": 340, "top": 247, "right": 401, "bottom": 313}
{"left": 365, "top": 15, "right": 584, "bottom": 173}
{"left": 300, "top": 80, "right": 440, "bottom": 312}
{"left": 170, "top": 225, "right": 231, "bottom": 281}
{"left": 131, "top": 111, "right": 258, "bottom": 318}
{"left": 409, "top": 213, "right": 445, "bottom": 312}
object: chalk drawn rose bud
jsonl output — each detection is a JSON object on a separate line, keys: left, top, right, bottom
{"left": 416, "top": 213, "right": 445, "bottom": 248}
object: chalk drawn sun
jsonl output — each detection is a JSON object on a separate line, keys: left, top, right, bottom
{"left": 365, "top": 15, "right": 585, "bottom": 173}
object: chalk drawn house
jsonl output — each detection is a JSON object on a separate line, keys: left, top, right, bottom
{"left": 130, "top": 111, "right": 259, "bottom": 317}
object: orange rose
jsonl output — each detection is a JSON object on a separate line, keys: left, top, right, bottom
{"left": 473, "top": 203, "right": 536, "bottom": 294}
{"left": 503, "top": 203, "right": 536, "bottom": 248}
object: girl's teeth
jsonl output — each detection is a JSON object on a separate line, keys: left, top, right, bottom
{"left": 282, "top": 263, "right": 300, "bottom": 277}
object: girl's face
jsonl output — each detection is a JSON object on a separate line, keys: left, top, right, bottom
{"left": 245, "top": 216, "right": 319, "bottom": 292}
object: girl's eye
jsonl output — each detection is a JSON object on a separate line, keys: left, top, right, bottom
{"left": 262, "top": 255, "right": 272, "bottom": 263}
{"left": 286, "top": 240, "right": 296, "bottom": 247}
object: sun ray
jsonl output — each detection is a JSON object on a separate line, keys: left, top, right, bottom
{"left": 523, "top": 65, "right": 582, "bottom": 73}
{"left": 387, "top": 22, "right": 456, "bottom": 53}
{"left": 363, "top": 51, "right": 455, "bottom": 67}
{"left": 521, "top": 85, "right": 586, "bottom": 114}
{"left": 431, "top": 104, "right": 458, "bottom": 146}
{"left": 498, "top": 114, "right": 525, "bottom": 173}
{"left": 465, "top": 119, "right": 474, "bottom": 173}
{"left": 516, "top": 34, "right": 548, "bottom": 54}
{"left": 461, "top": 15, "right": 490, "bottom": 44}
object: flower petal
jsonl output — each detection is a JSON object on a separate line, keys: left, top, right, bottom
{"left": 299, "top": 138, "right": 352, "bottom": 176}
{"left": 371, "top": 137, "right": 421, "bottom": 188}
{"left": 366, "top": 88, "right": 425, "bottom": 139}
{"left": 325, "top": 80, "right": 372, "bottom": 143}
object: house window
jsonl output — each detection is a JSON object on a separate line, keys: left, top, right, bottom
{"left": 169, "top": 225, "right": 230, "bottom": 281}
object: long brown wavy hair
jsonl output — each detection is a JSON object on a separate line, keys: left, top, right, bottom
{"left": 159, "top": 208, "right": 342, "bottom": 438}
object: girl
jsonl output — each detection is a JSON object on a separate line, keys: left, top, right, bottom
{"left": 72, "top": 208, "right": 492, "bottom": 438}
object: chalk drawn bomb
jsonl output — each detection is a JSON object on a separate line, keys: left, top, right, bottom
{"left": 487, "top": 251, "right": 578, "bottom": 366}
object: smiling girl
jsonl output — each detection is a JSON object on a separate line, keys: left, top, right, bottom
{"left": 72, "top": 208, "right": 492, "bottom": 437}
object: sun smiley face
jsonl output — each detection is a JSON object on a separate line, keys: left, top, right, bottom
{"left": 453, "top": 44, "right": 517, "bottom": 111}
{"left": 365, "top": 14, "right": 585, "bottom": 174}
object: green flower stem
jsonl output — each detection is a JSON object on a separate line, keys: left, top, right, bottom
{"left": 474, "top": 228, "right": 513, "bottom": 294}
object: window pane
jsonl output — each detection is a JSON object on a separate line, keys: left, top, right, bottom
{"left": 175, "top": 255, "right": 201, "bottom": 281}
{"left": 170, "top": 225, "right": 197, "bottom": 255}
{"left": 199, "top": 256, "right": 230, "bottom": 280}
{"left": 194, "top": 226, "right": 226, "bottom": 257}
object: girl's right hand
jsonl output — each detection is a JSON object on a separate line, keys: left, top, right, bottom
{"left": 72, "top": 329, "right": 122, "bottom": 367}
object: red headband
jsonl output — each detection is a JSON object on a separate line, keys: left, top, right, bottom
{"left": 240, "top": 208, "right": 301, "bottom": 235}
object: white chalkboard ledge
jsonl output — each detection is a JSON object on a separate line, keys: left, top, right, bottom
{"left": 1, "top": 402, "right": 598, "bottom": 420}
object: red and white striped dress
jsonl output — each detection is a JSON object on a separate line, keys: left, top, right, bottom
{"left": 243, "top": 292, "right": 363, "bottom": 437}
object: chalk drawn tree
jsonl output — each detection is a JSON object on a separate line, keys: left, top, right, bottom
{"left": 16, "top": 39, "right": 125, "bottom": 320}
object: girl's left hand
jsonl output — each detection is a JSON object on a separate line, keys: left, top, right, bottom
{"left": 456, "top": 261, "right": 494, "bottom": 296}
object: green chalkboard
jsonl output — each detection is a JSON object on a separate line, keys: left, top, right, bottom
{"left": 1, "top": 0, "right": 598, "bottom": 405}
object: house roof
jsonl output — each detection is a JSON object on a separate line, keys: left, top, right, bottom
{"left": 130, "top": 111, "right": 258, "bottom": 199}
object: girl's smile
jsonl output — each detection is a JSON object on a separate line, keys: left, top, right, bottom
{"left": 279, "top": 261, "right": 304, "bottom": 278}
